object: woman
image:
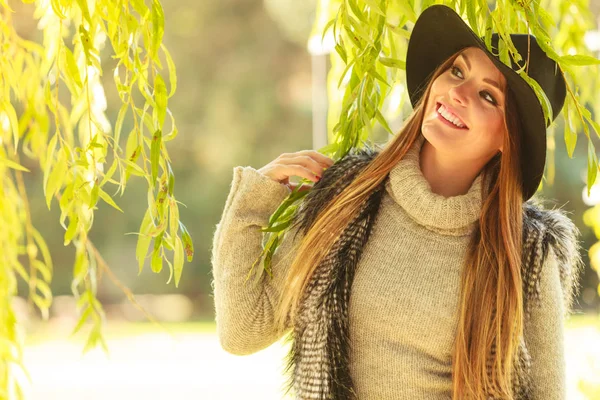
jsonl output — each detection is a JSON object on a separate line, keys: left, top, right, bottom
{"left": 211, "top": 5, "right": 583, "bottom": 400}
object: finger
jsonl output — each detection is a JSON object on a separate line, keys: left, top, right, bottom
{"left": 296, "top": 150, "right": 335, "bottom": 167}
{"left": 273, "top": 164, "right": 320, "bottom": 182}
{"left": 285, "top": 155, "right": 327, "bottom": 178}
{"left": 284, "top": 150, "right": 334, "bottom": 168}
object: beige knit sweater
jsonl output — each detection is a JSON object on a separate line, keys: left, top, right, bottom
{"left": 211, "top": 133, "right": 566, "bottom": 399}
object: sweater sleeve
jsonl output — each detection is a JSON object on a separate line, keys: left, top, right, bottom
{"left": 523, "top": 247, "right": 567, "bottom": 399}
{"left": 210, "top": 165, "right": 306, "bottom": 355}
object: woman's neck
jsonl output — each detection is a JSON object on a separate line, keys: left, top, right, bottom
{"left": 419, "top": 138, "right": 483, "bottom": 198}
{"left": 384, "top": 133, "right": 484, "bottom": 235}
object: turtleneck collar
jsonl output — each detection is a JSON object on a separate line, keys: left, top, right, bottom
{"left": 384, "top": 133, "right": 484, "bottom": 235}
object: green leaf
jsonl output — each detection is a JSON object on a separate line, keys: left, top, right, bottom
{"left": 564, "top": 100, "right": 577, "bottom": 158}
{"left": 174, "top": 237, "right": 184, "bottom": 287}
{"left": 43, "top": 133, "right": 58, "bottom": 192}
{"left": 89, "top": 183, "right": 99, "bottom": 208}
{"left": 32, "top": 227, "right": 53, "bottom": 272}
{"left": 125, "top": 129, "right": 138, "bottom": 157}
{"left": 0, "top": 156, "right": 30, "bottom": 172}
{"left": 169, "top": 200, "right": 179, "bottom": 240}
{"left": 151, "top": 129, "right": 162, "bottom": 184}
{"left": 98, "top": 188, "right": 124, "bottom": 212}
{"left": 130, "top": 0, "right": 147, "bottom": 17}
{"left": 165, "top": 257, "right": 174, "bottom": 284}
{"left": 321, "top": 18, "right": 336, "bottom": 44}
{"left": 261, "top": 219, "right": 293, "bottom": 233}
{"left": 518, "top": 71, "right": 553, "bottom": 125}
{"left": 75, "top": 0, "right": 91, "bottom": 23}
{"left": 161, "top": 44, "right": 177, "bottom": 97}
{"left": 2, "top": 102, "right": 20, "bottom": 150}
{"left": 100, "top": 158, "right": 119, "bottom": 187}
{"left": 537, "top": 7, "right": 556, "bottom": 29}
{"left": 385, "top": 23, "right": 410, "bottom": 39}
{"left": 347, "top": 0, "right": 367, "bottom": 24}
{"left": 114, "top": 104, "right": 128, "bottom": 154}
{"left": 32, "top": 260, "right": 52, "bottom": 283}
{"left": 64, "top": 47, "right": 83, "bottom": 90}
{"left": 585, "top": 114, "right": 600, "bottom": 141}
{"left": 369, "top": 68, "right": 389, "bottom": 87}
{"left": 64, "top": 214, "right": 79, "bottom": 246}
{"left": 151, "top": 247, "right": 162, "bottom": 273}
{"left": 395, "top": 1, "right": 416, "bottom": 21}
{"left": 45, "top": 149, "right": 68, "bottom": 209}
{"left": 484, "top": 10, "right": 493, "bottom": 50}
{"left": 136, "top": 209, "right": 154, "bottom": 274}
{"left": 467, "top": 0, "right": 479, "bottom": 37}
{"left": 587, "top": 139, "right": 598, "bottom": 197}
{"left": 70, "top": 306, "right": 92, "bottom": 337}
{"left": 560, "top": 54, "right": 600, "bottom": 66}
{"left": 375, "top": 108, "right": 393, "bottom": 135}
{"left": 335, "top": 43, "right": 348, "bottom": 64}
{"left": 83, "top": 325, "right": 100, "bottom": 354}
{"left": 151, "top": 0, "right": 165, "bottom": 62}
{"left": 155, "top": 74, "right": 167, "bottom": 129}
{"left": 124, "top": 158, "right": 146, "bottom": 178}
{"left": 179, "top": 221, "right": 194, "bottom": 262}
{"left": 167, "top": 162, "right": 175, "bottom": 196}
{"left": 50, "top": 0, "right": 67, "bottom": 19}
{"left": 379, "top": 57, "right": 405, "bottom": 69}
{"left": 363, "top": 0, "right": 385, "bottom": 16}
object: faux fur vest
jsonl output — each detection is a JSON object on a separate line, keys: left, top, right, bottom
{"left": 281, "top": 146, "right": 584, "bottom": 400}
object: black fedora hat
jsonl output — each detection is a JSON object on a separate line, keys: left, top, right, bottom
{"left": 406, "top": 4, "right": 566, "bottom": 202}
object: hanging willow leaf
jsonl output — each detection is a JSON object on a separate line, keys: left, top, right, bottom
{"left": 154, "top": 74, "right": 167, "bottom": 129}
{"left": 467, "top": 0, "right": 479, "bottom": 36}
{"left": 363, "top": 0, "right": 385, "bottom": 16}
{"left": 98, "top": 188, "right": 123, "bottom": 212}
{"left": 179, "top": 221, "right": 194, "bottom": 262}
{"left": 564, "top": 98, "right": 577, "bottom": 158}
{"left": 151, "top": 129, "right": 162, "bottom": 184}
{"left": 395, "top": 0, "right": 416, "bottom": 21}
{"left": 151, "top": 0, "right": 165, "bottom": 63}
{"left": 378, "top": 56, "right": 405, "bottom": 69}
{"left": 45, "top": 149, "right": 68, "bottom": 209}
{"left": 518, "top": 70, "right": 553, "bottom": 124}
{"left": 173, "top": 236, "right": 184, "bottom": 287}
{"left": 560, "top": 54, "right": 600, "bottom": 66}
{"left": 1, "top": 102, "right": 20, "bottom": 150}
{"left": 588, "top": 139, "right": 598, "bottom": 196}
{"left": 0, "top": 156, "right": 29, "bottom": 172}
{"left": 161, "top": 44, "right": 177, "bottom": 98}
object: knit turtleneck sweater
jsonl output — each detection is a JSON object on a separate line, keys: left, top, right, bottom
{"left": 211, "top": 135, "right": 566, "bottom": 399}
{"left": 386, "top": 132, "right": 483, "bottom": 236}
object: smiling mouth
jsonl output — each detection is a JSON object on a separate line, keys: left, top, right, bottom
{"left": 435, "top": 102, "right": 468, "bottom": 129}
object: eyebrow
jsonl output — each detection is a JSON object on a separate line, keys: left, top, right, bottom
{"left": 458, "top": 53, "right": 503, "bottom": 92}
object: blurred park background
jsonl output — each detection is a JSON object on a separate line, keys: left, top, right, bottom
{"left": 5, "top": 0, "right": 600, "bottom": 398}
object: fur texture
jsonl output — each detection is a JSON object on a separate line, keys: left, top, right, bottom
{"left": 280, "top": 147, "right": 584, "bottom": 400}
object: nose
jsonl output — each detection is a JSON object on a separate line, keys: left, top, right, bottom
{"left": 448, "top": 83, "right": 468, "bottom": 107}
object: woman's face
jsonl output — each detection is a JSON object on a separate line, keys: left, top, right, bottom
{"left": 421, "top": 47, "right": 507, "bottom": 163}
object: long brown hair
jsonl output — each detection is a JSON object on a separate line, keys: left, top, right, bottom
{"left": 274, "top": 47, "right": 525, "bottom": 399}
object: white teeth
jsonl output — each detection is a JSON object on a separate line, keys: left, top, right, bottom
{"left": 438, "top": 104, "right": 466, "bottom": 128}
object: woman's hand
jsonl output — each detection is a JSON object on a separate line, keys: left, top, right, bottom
{"left": 258, "top": 150, "right": 335, "bottom": 192}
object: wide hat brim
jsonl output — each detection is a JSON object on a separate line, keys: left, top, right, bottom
{"left": 406, "top": 5, "right": 566, "bottom": 202}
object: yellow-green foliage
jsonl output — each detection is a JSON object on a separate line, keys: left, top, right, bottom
{"left": 0, "top": 0, "right": 193, "bottom": 397}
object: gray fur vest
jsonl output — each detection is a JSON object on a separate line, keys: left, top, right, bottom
{"left": 280, "top": 146, "right": 584, "bottom": 399}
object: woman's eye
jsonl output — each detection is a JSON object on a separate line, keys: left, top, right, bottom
{"left": 451, "top": 65, "right": 498, "bottom": 106}
{"left": 481, "top": 91, "right": 497, "bottom": 105}
{"left": 451, "top": 65, "right": 463, "bottom": 78}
